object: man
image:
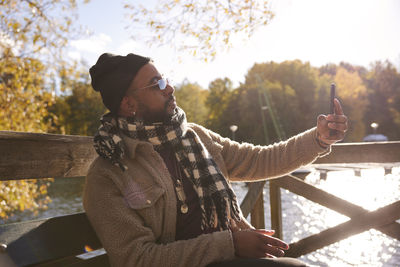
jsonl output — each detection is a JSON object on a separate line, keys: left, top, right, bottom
{"left": 84, "top": 53, "right": 348, "bottom": 267}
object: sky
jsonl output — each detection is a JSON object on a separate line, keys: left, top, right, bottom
{"left": 69, "top": 0, "right": 400, "bottom": 88}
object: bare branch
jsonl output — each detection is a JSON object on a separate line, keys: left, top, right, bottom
{"left": 123, "top": 0, "right": 274, "bottom": 61}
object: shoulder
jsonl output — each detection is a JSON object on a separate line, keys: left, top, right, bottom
{"left": 188, "top": 123, "right": 226, "bottom": 143}
{"left": 85, "top": 156, "right": 129, "bottom": 193}
{"left": 87, "top": 156, "right": 120, "bottom": 178}
{"left": 187, "top": 123, "right": 237, "bottom": 157}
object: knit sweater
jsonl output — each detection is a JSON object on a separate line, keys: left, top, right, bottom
{"left": 83, "top": 123, "right": 329, "bottom": 267}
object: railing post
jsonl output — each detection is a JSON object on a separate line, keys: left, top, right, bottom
{"left": 250, "top": 192, "right": 265, "bottom": 229}
{"left": 269, "top": 180, "right": 283, "bottom": 239}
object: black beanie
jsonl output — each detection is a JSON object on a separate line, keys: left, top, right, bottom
{"left": 89, "top": 53, "right": 150, "bottom": 115}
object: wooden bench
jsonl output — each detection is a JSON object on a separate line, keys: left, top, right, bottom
{"left": 0, "top": 131, "right": 110, "bottom": 266}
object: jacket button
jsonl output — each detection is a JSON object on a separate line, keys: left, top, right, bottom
{"left": 0, "top": 243, "right": 7, "bottom": 252}
{"left": 146, "top": 199, "right": 151, "bottom": 204}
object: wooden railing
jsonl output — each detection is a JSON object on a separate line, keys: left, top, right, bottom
{"left": 240, "top": 141, "right": 400, "bottom": 257}
{"left": 1, "top": 130, "right": 399, "bottom": 264}
{"left": 0, "top": 131, "right": 103, "bottom": 266}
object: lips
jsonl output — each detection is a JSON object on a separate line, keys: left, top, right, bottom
{"left": 164, "top": 96, "right": 176, "bottom": 113}
{"left": 168, "top": 97, "right": 176, "bottom": 108}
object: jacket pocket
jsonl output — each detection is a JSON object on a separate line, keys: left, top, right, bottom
{"left": 124, "top": 185, "right": 164, "bottom": 209}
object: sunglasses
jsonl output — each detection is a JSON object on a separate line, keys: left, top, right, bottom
{"left": 137, "top": 77, "right": 171, "bottom": 91}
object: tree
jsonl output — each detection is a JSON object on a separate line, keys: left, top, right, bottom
{"left": 0, "top": 0, "right": 87, "bottom": 62}
{"left": 0, "top": 0, "right": 89, "bottom": 220}
{"left": 47, "top": 66, "right": 107, "bottom": 136}
{"left": 124, "top": 0, "right": 274, "bottom": 61}
{"left": 205, "top": 77, "right": 233, "bottom": 131}
{"left": 218, "top": 85, "right": 269, "bottom": 144}
{"left": 319, "top": 63, "right": 369, "bottom": 142}
{"left": 0, "top": 50, "right": 54, "bottom": 132}
{"left": 364, "top": 61, "right": 400, "bottom": 140}
{"left": 205, "top": 81, "right": 290, "bottom": 145}
{"left": 174, "top": 81, "right": 209, "bottom": 126}
{"left": 333, "top": 67, "right": 368, "bottom": 142}
{"left": 0, "top": 50, "right": 54, "bottom": 220}
{"left": 245, "top": 60, "right": 320, "bottom": 136}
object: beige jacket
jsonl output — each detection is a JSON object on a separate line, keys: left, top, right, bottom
{"left": 83, "top": 124, "right": 329, "bottom": 267}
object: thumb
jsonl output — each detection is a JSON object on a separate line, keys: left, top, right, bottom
{"left": 317, "top": 114, "right": 327, "bottom": 126}
{"left": 254, "top": 229, "right": 275, "bottom": 236}
{"left": 230, "top": 219, "right": 240, "bottom": 232}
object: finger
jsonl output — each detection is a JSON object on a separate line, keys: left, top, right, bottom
{"left": 334, "top": 132, "right": 345, "bottom": 141}
{"left": 334, "top": 98, "right": 344, "bottom": 115}
{"left": 254, "top": 229, "right": 275, "bottom": 236}
{"left": 259, "top": 234, "right": 289, "bottom": 250}
{"left": 317, "top": 115, "right": 328, "bottom": 130}
{"left": 264, "top": 244, "right": 285, "bottom": 257}
{"left": 265, "top": 253, "right": 276, "bottom": 259}
{"left": 327, "top": 114, "right": 347, "bottom": 124}
{"left": 328, "top": 121, "right": 348, "bottom": 132}
{"left": 326, "top": 131, "right": 345, "bottom": 142}
{"left": 229, "top": 219, "right": 240, "bottom": 232}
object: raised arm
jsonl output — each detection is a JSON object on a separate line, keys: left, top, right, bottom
{"left": 217, "top": 127, "right": 328, "bottom": 181}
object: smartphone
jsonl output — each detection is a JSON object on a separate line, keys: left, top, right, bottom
{"left": 330, "top": 83, "right": 336, "bottom": 136}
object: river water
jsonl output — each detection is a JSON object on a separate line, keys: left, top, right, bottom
{"left": 4, "top": 166, "right": 400, "bottom": 266}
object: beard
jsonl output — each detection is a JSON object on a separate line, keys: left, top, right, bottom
{"left": 137, "top": 97, "right": 175, "bottom": 124}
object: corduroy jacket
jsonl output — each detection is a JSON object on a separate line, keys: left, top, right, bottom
{"left": 83, "top": 123, "right": 329, "bottom": 267}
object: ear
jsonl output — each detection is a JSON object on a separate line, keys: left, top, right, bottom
{"left": 118, "top": 95, "right": 137, "bottom": 117}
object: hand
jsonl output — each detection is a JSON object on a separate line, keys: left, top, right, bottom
{"left": 316, "top": 98, "right": 348, "bottom": 147}
{"left": 232, "top": 229, "right": 289, "bottom": 258}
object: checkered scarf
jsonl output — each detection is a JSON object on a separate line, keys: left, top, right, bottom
{"left": 94, "top": 107, "right": 241, "bottom": 231}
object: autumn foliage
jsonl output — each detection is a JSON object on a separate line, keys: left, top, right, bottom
{"left": 0, "top": 0, "right": 85, "bottom": 220}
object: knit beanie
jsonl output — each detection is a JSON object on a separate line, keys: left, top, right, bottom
{"left": 89, "top": 53, "right": 150, "bottom": 115}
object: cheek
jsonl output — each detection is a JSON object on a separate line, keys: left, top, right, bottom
{"left": 142, "top": 93, "right": 167, "bottom": 109}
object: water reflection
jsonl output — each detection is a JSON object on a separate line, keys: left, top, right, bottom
{"left": 239, "top": 166, "right": 400, "bottom": 267}
{"left": 293, "top": 167, "right": 400, "bottom": 267}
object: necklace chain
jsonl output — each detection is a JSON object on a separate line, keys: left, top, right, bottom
{"left": 173, "top": 157, "right": 188, "bottom": 214}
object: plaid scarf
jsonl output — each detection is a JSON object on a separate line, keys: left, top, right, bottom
{"left": 94, "top": 107, "right": 241, "bottom": 231}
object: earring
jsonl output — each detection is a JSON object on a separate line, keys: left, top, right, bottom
{"left": 128, "top": 104, "right": 135, "bottom": 116}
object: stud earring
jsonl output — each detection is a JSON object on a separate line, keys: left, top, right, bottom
{"left": 128, "top": 104, "right": 135, "bottom": 116}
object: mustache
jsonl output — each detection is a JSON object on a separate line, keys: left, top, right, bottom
{"left": 164, "top": 96, "right": 176, "bottom": 109}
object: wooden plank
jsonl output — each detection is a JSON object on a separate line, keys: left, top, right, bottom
{"left": 240, "top": 181, "right": 265, "bottom": 218}
{"left": 250, "top": 193, "right": 265, "bottom": 229}
{"left": 0, "top": 213, "right": 103, "bottom": 266}
{"left": 276, "top": 175, "right": 400, "bottom": 240}
{"left": 0, "top": 131, "right": 97, "bottom": 180}
{"left": 269, "top": 180, "right": 283, "bottom": 239}
{"left": 314, "top": 141, "right": 400, "bottom": 164}
{"left": 286, "top": 200, "right": 400, "bottom": 257}
{"left": 240, "top": 170, "right": 307, "bottom": 219}
{"left": 2, "top": 131, "right": 398, "bottom": 180}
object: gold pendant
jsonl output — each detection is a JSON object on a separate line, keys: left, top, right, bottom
{"left": 180, "top": 203, "right": 188, "bottom": 214}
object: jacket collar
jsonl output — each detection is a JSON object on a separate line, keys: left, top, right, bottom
{"left": 121, "top": 134, "right": 153, "bottom": 159}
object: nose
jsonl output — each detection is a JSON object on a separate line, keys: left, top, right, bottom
{"left": 163, "top": 83, "right": 174, "bottom": 95}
